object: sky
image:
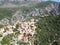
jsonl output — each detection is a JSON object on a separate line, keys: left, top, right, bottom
{"left": 44, "top": 0, "right": 60, "bottom": 2}
{"left": 53, "top": 0, "right": 60, "bottom": 2}
{"left": 0, "top": 0, "right": 60, "bottom": 2}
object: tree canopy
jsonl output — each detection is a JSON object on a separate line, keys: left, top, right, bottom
{"left": 35, "top": 15, "right": 60, "bottom": 45}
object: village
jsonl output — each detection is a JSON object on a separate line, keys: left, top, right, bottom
{"left": 0, "top": 19, "right": 36, "bottom": 45}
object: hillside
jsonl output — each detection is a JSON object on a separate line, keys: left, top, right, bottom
{"left": 0, "top": 1, "right": 60, "bottom": 45}
{"left": 0, "top": 8, "right": 17, "bottom": 20}
{"left": 0, "top": 1, "right": 60, "bottom": 24}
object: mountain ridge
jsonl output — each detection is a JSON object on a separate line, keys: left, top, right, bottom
{"left": 0, "top": 1, "right": 60, "bottom": 25}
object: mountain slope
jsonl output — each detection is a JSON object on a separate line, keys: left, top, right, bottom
{"left": 0, "top": 1, "right": 60, "bottom": 25}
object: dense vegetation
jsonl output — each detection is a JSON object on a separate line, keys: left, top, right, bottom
{"left": 1, "top": 34, "right": 14, "bottom": 45}
{"left": 35, "top": 15, "right": 60, "bottom": 45}
{"left": 0, "top": 8, "right": 16, "bottom": 20}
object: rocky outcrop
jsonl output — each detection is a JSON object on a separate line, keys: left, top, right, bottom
{"left": 0, "top": 1, "right": 60, "bottom": 25}
{"left": 0, "top": 18, "right": 9, "bottom": 25}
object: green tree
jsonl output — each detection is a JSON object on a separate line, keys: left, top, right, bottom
{"left": 0, "top": 24, "right": 4, "bottom": 28}
{"left": 35, "top": 15, "right": 60, "bottom": 45}
{"left": 1, "top": 34, "right": 14, "bottom": 45}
